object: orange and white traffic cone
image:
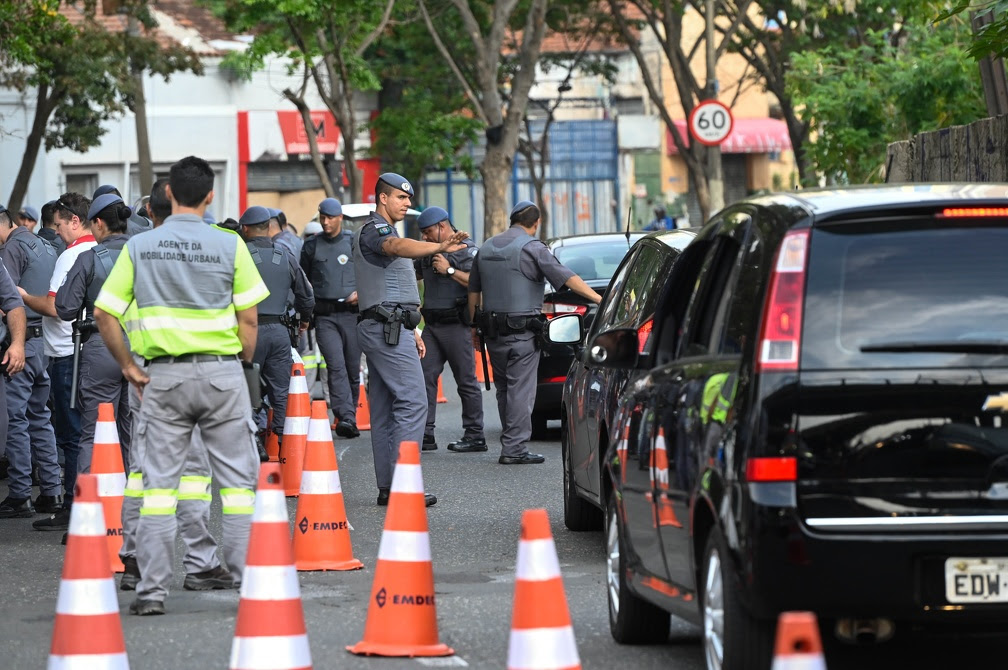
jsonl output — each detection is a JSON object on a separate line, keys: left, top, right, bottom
{"left": 92, "top": 402, "right": 126, "bottom": 573}
{"left": 649, "top": 427, "right": 681, "bottom": 528}
{"left": 265, "top": 407, "right": 280, "bottom": 462}
{"left": 436, "top": 376, "right": 447, "bottom": 404}
{"left": 507, "top": 508, "right": 581, "bottom": 670}
{"left": 347, "top": 441, "right": 453, "bottom": 657}
{"left": 230, "top": 463, "right": 312, "bottom": 670}
{"left": 49, "top": 473, "right": 130, "bottom": 669}
{"left": 293, "top": 400, "right": 363, "bottom": 571}
{"left": 771, "top": 611, "right": 827, "bottom": 670}
{"left": 281, "top": 364, "right": 310, "bottom": 497}
{"left": 355, "top": 381, "right": 371, "bottom": 431}
{"left": 474, "top": 348, "right": 493, "bottom": 384}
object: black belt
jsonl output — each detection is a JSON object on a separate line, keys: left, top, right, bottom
{"left": 258, "top": 315, "right": 284, "bottom": 325}
{"left": 422, "top": 308, "right": 461, "bottom": 325}
{"left": 25, "top": 326, "right": 42, "bottom": 340}
{"left": 145, "top": 354, "right": 239, "bottom": 365}
{"left": 359, "top": 307, "right": 387, "bottom": 322}
{"left": 316, "top": 300, "right": 358, "bottom": 315}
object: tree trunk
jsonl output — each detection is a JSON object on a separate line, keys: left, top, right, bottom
{"left": 343, "top": 129, "right": 363, "bottom": 203}
{"left": 133, "top": 65, "right": 153, "bottom": 197}
{"left": 480, "top": 143, "right": 512, "bottom": 240}
{"left": 284, "top": 88, "right": 336, "bottom": 198}
{"left": 7, "top": 82, "right": 55, "bottom": 214}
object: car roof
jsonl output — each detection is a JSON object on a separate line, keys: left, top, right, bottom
{"left": 547, "top": 231, "right": 646, "bottom": 248}
{"left": 339, "top": 203, "right": 421, "bottom": 219}
{"left": 747, "top": 183, "right": 1008, "bottom": 223}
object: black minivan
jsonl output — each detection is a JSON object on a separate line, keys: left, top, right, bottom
{"left": 584, "top": 185, "right": 1008, "bottom": 670}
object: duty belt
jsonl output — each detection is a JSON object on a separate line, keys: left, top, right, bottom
{"left": 258, "top": 314, "right": 284, "bottom": 325}
{"left": 315, "top": 299, "right": 358, "bottom": 315}
{"left": 25, "top": 326, "right": 42, "bottom": 340}
{"left": 144, "top": 353, "right": 239, "bottom": 365}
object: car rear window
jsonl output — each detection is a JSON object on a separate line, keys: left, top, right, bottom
{"left": 554, "top": 241, "right": 634, "bottom": 282}
{"left": 802, "top": 222, "right": 1008, "bottom": 369}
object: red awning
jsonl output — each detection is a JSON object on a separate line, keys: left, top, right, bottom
{"left": 666, "top": 117, "right": 792, "bottom": 155}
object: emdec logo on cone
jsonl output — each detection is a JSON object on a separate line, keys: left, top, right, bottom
{"left": 376, "top": 587, "right": 387, "bottom": 608}
{"left": 298, "top": 515, "right": 348, "bottom": 534}
{"left": 374, "top": 585, "right": 434, "bottom": 608}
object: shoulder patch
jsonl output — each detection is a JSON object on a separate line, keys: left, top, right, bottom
{"left": 375, "top": 225, "right": 392, "bottom": 236}
{"left": 469, "top": 247, "right": 478, "bottom": 257}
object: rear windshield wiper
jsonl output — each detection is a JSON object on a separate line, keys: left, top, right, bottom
{"left": 860, "top": 340, "right": 1008, "bottom": 354}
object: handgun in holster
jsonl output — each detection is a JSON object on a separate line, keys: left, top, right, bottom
{"left": 279, "top": 307, "right": 299, "bottom": 348}
{"left": 377, "top": 304, "right": 400, "bottom": 346}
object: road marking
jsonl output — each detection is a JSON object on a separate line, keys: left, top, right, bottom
{"left": 417, "top": 657, "right": 468, "bottom": 667}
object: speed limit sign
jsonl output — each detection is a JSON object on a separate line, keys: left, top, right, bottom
{"left": 688, "top": 100, "right": 733, "bottom": 146}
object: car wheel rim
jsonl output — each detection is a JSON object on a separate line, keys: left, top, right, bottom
{"left": 606, "top": 507, "right": 620, "bottom": 619}
{"left": 703, "top": 548, "right": 725, "bottom": 670}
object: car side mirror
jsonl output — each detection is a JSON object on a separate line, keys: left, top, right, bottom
{"left": 587, "top": 328, "right": 639, "bottom": 369}
{"left": 544, "top": 313, "right": 584, "bottom": 344}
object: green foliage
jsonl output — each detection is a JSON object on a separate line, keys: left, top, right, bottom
{"left": 786, "top": 12, "right": 986, "bottom": 183}
{"left": 935, "top": 0, "right": 1008, "bottom": 59}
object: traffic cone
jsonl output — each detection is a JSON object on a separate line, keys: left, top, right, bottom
{"left": 771, "top": 611, "right": 827, "bottom": 670}
{"left": 436, "top": 376, "right": 447, "bottom": 403}
{"left": 474, "top": 348, "right": 493, "bottom": 383}
{"left": 506, "top": 508, "right": 581, "bottom": 670}
{"left": 281, "top": 364, "right": 310, "bottom": 497}
{"left": 347, "top": 441, "right": 453, "bottom": 657}
{"left": 355, "top": 381, "right": 371, "bottom": 431}
{"left": 92, "top": 402, "right": 126, "bottom": 573}
{"left": 230, "top": 463, "right": 312, "bottom": 670}
{"left": 648, "top": 427, "right": 682, "bottom": 529}
{"left": 293, "top": 401, "right": 363, "bottom": 571}
{"left": 265, "top": 407, "right": 280, "bottom": 462}
{"left": 49, "top": 473, "right": 129, "bottom": 669}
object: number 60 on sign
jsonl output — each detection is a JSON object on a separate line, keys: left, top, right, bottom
{"left": 688, "top": 99, "right": 733, "bottom": 146}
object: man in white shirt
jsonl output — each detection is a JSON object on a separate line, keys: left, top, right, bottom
{"left": 21, "top": 193, "right": 97, "bottom": 530}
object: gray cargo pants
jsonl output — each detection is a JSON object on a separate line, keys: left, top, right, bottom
{"left": 357, "top": 318, "right": 426, "bottom": 490}
{"left": 4, "top": 337, "right": 60, "bottom": 499}
{"left": 485, "top": 333, "right": 539, "bottom": 458}
{"left": 132, "top": 357, "right": 258, "bottom": 601}
{"left": 420, "top": 321, "right": 484, "bottom": 439}
{"left": 76, "top": 338, "right": 131, "bottom": 473}
{"left": 253, "top": 323, "right": 292, "bottom": 435}
{"left": 316, "top": 312, "right": 361, "bottom": 423}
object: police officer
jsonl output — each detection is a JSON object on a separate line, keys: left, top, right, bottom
{"left": 93, "top": 184, "right": 151, "bottom": 236}
{"left": 238, "top": 205, "right": 315, "bottom": 457}
{"left": 53, "top": 193, "right": 132, "bottom": 492}
{"left": 414, "top": 207, "right": 486, "bottom": 453}
{"left": 0, "top": 205, "right": 29, "bottom": 517}
{"left": 17, "top": 205, "right": 39, "bottom": 231}
{"left": 94, "top": 155, "right": 267, "bottom": 615}
{"left": 0, "top": 202, "right": 62, "bottom": 519}
{"left": 353, "top": 174, "right": 468, "bottom": 506}
{"left": 37, "top": 201, "right": 67, "bottom": 255}
{"left": 468, "top": 201, "right": 601, "bottom": 465}
{"left": 272, "top": 208, "right": 303, "bottom": 260}
{"left": 301, "top": 198, "right": 361, "bottom": 437}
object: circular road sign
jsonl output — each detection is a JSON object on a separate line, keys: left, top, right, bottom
{"left": 689, "top": 100, "right": 733, "bottom": 146}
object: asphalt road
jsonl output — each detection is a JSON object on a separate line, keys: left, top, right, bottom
{"left": 2, "top": 373, "right": 1006, "bottom": 669}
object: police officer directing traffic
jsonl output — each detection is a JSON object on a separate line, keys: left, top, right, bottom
{"left": 301, "top": 197, "right": 362, "bottom": 437}
{"left": 239, "top": 205, "right": 315, "bottom": 456}
{"left": 468, "top": 201, "right": 601, "bottom": 465}
{"left": 414, "top": 207, "right": 486, "bottom": 453}
{"left": 353, "top": 174, "right": 468, "bottom": 506}
{"left": 94, "top": 155, "right": 268, "bottom": 615}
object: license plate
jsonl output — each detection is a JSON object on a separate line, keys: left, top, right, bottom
{"left": 945, "top": 557, "right": 1008, "bottom": 603}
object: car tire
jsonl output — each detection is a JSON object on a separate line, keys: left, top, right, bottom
{"left": 562, "top": 417, "right": 602, "bottom": 531}
{"left": 530, "top": 410, "right": 549, "bottom": 439}
{"left": 606, "top": 496, "right": 670, "bottom": 644}
{"left": 700, "top": 530, "right": 773, "bottom": 670}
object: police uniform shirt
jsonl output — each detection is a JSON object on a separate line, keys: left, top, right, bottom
{"left": 356, "top": 212, "right": 399, "bottom": 269}
{"left": 414, "top": 240, "right": 477, "bottom": 279}
{"left": 273, "top": 229, "right": 303, "bottom": 261}
{"left": 247, "top": 236, "right": 315, "bottom": 317}
{"left": 94, "top": 213, "right": 269, "bottom": 359}
{"left": 0, "top": 225, "right": 47, "bottom": 287}
{"left": 0, "top": 263, "right": 25, "bottom": 316}
{"left": 468, "top": 228, "right": 574, "bottom": 302}
{"left": 53, "top": 234, "right": 129, "bottom": 322}
{"left": 38, "top": 227, "right": 67, "bottom": 255}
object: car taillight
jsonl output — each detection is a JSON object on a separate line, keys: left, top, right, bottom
{"left": 939, "top": 207, "right": 1008, "bottom": 218}
{"left": 745, "top": 457, "right": 797, "bottom": 482}
{"left": 756, "top": 229, "right": 809, "bottom": 372}
{"left": 542, "top": 302, "right": 588, "bottom": 319}
{"left": 637, "top": 318, "right": 653, "bottom": 354}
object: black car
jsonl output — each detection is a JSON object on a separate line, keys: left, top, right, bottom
{"left": 581, "top": 184, "right": 1008, "bottom": 670}
{"left": 531, "top": 232, "right": 644, "bottom": 436}
{"left": 560, "top": 229, "right": 697, "bottom": 530}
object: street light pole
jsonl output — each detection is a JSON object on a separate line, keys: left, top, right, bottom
{"left": 705, "top": 0, "right": 725, "bottom": 214}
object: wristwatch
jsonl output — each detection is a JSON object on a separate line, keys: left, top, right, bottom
{"left": 446, "top": 267, "right": 456, "bottom": 276}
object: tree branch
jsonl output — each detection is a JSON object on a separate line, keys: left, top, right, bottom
{"left": 355, "top": 0, "right": 396, "bottom": 57}
{"left": 418, "top": 0, "right": 489, "bottom": 124}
